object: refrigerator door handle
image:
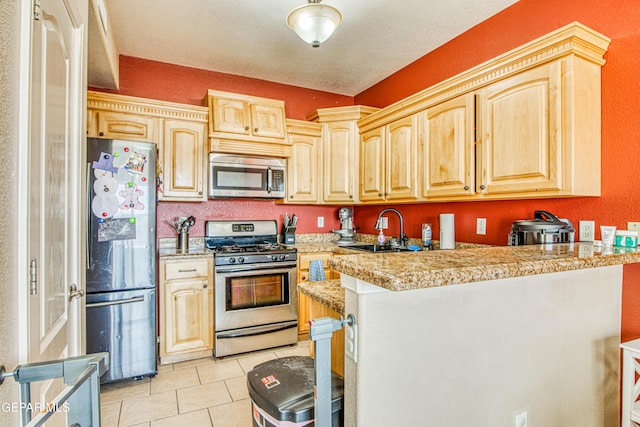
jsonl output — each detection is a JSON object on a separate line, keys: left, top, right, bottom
{"left": 86, "top": 163, "right": 92, "bottom": 270}
{"left": 86, "top": 296, "right": 145, "bottom": 308}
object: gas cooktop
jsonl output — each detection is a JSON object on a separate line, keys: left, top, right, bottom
{"left": 205, "top": 220, "right": 296, "bottom": 266}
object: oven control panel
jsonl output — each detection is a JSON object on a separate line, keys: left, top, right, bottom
{"left": 215, "top": 251, "right": 297, "bottom": 266}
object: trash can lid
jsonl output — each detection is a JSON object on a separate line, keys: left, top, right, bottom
{"left": 247, "top": 356, "right": 344, "bottom": 423}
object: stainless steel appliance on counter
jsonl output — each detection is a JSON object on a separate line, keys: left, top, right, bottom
{"left": 205, "top": 220, "right": 298, "bottom": 357}
{"left": 508, "top": 210, "right": 575, "bottom": 245}
{"left": 208, "top": 153, "right": 286, "bottom": 199}
{"left": 85, "top": 138, "right": 157, "bottom": 383}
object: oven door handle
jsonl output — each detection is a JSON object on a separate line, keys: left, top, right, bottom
{"left": 217, "top": 321, "right": 297, "bottom": 339}
{"left": 215, "top": 263, "right": 297, "bottom": 274}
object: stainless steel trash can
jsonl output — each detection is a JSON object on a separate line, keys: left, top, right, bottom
{"left": 247, "top": 356, "right": 344, "bottom": 427}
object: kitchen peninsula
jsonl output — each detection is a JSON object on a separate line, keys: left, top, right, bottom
{"left": 328, "top": 243, "right": 640, "bottom": 427}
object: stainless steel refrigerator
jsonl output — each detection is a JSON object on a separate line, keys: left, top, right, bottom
{"left": 85, "top": 137, "right": 157, "bottom": 383}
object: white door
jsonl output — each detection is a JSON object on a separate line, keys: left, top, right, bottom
{"left": 27, "top": 0, "right": 86, "bottom": 417}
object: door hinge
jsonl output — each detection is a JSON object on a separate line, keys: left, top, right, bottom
{"left": 29, "top": 259, "right": 38, "bottom": 295}
{"left": 33, "top": 0, "right": 41, "bottom": 20}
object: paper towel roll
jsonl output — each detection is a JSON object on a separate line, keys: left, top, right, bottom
{"left": 440, "top": 213, "right": 455, "bottom": 250}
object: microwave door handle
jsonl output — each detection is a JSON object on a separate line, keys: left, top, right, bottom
{"left": 267, "top": 167, "right": 272, "bottom": 194}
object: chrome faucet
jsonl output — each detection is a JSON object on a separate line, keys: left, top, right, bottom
{"left": 375, "top": 208, "right": 409, "bottom": 247}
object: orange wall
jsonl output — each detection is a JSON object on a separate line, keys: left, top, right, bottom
{"left": 96, "top": 55, "right": 353, "bottom": 119}
{"left": 354, "top": 0, "right": 640, "bottom": 341}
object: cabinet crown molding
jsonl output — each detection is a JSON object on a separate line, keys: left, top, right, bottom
{"left": 358, "top": 21, "right": 610, "bottom": 132}
{"left": 306, "top": 105, "right": 380, "bottom": 123}
{"left": 88, "top": 90, "right": 208, "bottom": 122}
{"left": 286, "top": 119, "right": 323, "bottom": 137}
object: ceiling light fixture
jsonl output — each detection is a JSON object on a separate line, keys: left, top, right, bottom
{"left": 286, "top": 0, "right": 343, "bottom": 48}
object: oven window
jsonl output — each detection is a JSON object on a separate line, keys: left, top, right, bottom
{"left": 226, "top": 273, "right": 289, "bottom": 310}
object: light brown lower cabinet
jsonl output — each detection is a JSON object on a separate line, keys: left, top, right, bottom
{"left": 159, "top": 256, "right": 214, "bottom": 365}
{"left": 303, "top": 292, "right": 345, "bottom": 378}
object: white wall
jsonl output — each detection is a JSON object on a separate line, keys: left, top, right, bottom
{"left": 342, "top": 266, "right": 622, "bottom": 427}
{"left": 0, "top": 0, "right": 25, "bottom": 424}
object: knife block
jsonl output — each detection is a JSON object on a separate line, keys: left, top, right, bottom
{"left": 281, "top": 227, "right": 296, "bottom": 244}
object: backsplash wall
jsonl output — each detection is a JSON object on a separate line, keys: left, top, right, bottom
{"left": 157, "top": 200, "right": 343, "bottom": 239}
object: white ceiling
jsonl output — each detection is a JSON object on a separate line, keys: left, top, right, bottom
{"left": 90, "top": 0, "right": 519, "bottom": 96}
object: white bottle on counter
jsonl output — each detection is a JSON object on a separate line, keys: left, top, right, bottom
{"left": 377, "top": 229, "right": 386, "bottom": 245}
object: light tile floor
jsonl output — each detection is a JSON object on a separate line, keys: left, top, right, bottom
{"left": 100, "top": 341, "right": 310, "bottom": 427}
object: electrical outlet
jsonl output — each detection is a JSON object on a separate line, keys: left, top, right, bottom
{"left": 317, "top": 216, "right": 324, "bottom": 227}
{"left": 381, "top": 217, "right": 389, "bottom": 229}
{"left": 628, "top": 222, "right": 640, "bottom": 232}
{"left": 515, "top": 411, "right": 527, "bottom": 427}
{"left": 476, "top": 218, "right": 487, "bottom": 235}
{"left": 579, "top": 220, "right": 595, "bottom": 242}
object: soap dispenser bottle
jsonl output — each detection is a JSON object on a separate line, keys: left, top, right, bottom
{"left": 377, "top": 228, "right": 386, "bottom": 245}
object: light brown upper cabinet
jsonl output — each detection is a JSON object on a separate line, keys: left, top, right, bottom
{"left": 421, "top": 94, "right": 475, "bottom": 199}
{"left": 305, "top": 106, "right": 379, "bottom": 204}
{"left": 160, "top": 119, "right": 207, "bottom": 201}
{"left": 360, "top": 22, "right": 610, "bottom": 203}
{"left": 88, "top": 110, "right": 159, "bottom": 143}
{"left": 359, "top": 115, "right": 419, "bottom": 203}
{"left": 284, "top": 119, "right": 322, "bottom": 204}
{"left": 87, "top": 90, "right": 209, "bottom": 202}
{"left": 206, "top": 90, "right": 290, "bottom": 157}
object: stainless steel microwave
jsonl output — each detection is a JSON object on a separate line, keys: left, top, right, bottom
{"left": 208, "top": 153, "right": 286, "bottom": 199}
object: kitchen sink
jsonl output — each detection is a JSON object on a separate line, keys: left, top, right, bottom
{"left": 346, "top": 244, "right": 414, "bottom": 253}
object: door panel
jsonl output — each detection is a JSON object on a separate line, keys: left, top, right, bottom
{"left": 28, "top": 0, "right": 85, "bottom": 420}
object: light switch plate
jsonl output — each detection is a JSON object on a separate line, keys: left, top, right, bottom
{"left": 317, "top": 216, "right": 324, "bottom": 227}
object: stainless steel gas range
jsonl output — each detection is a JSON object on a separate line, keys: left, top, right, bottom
{"left": 205, "top": 220, "right": 298, "bottom": 357}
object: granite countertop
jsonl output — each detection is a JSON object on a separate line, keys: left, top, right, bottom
{"left": 298, "top": 279, "right": 345, "bottom": 314}
{"left": 329, "top": 243, "right": 640, "bottom": 291}
{"left": 158, "top": 247, "right": 212, "bottom": 258}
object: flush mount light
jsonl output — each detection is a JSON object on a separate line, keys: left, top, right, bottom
{"left": 286, "top": 0, "right": 343, "bottom": 48}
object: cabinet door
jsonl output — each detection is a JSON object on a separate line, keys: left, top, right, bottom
{"left": 250, "top": 103, "right": 286, "bottom": 139}
{"left": 422, "top": 94, "right": 475, "bottom": 198}
{"left": 164, "top": 278, "right": 210, "bottom": 355}
{"left": 385, "top": 115, "right": 419, "bottom": 201}
{"left": 297, "top": 292, "right": 312, "bottom": 340}
{"left": 479, "top": 62, "right": 561, "bottom": 195}
{"left": 323, "top": 121, "right": 358, "bottom": 203}
{"left": 160, "top": 119, "right": 206, "bottom": 201}
{"left": 359, "top": 128, "right": 386, "bottom": 202}
{"left": 287, "top": 133, "right": 319, "bottom": 203}
{"left": 94, "top": 111, "right": 158, "bottom": 143}
{"left": 210, "top": 96, "right": 251, "bottom": 135}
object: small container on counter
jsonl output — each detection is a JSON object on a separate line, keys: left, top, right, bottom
{"left": 615, "top": 230, "right": 639, "bottom": 248}
{"left": 600, "top": 225, "right": 616, "bottom": 247}
{"left": 422, "top": 223, "right": 433, "bottom": 250}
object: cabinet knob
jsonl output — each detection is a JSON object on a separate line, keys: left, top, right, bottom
{"left": 203, "top": 283, "right": 208, "bottom": 289}
{"left": 198, "top": 191, "right": 202, "bottom": 196}
{"left": 99, "top": 132, "right": 104, "bottom": 137}
{"left": 290, "top": 195, "right": 294, "bottom": 199}
{"left": 349, "top": 194, "right": 353, "bottom": 199}
{"left": 378, "top": 193, "right": 382, "bottom": 197}
{"left": 254, "top": 128, "right": 259, "bottom": 133}
{"left": 464, "top": 185, "right": 470, "bottom": 191}
{"left": 480, "top": 184, "right": 486, "bottom": 190}
{"left": 244, "top": 126, "right": 250, "bottom": 131}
